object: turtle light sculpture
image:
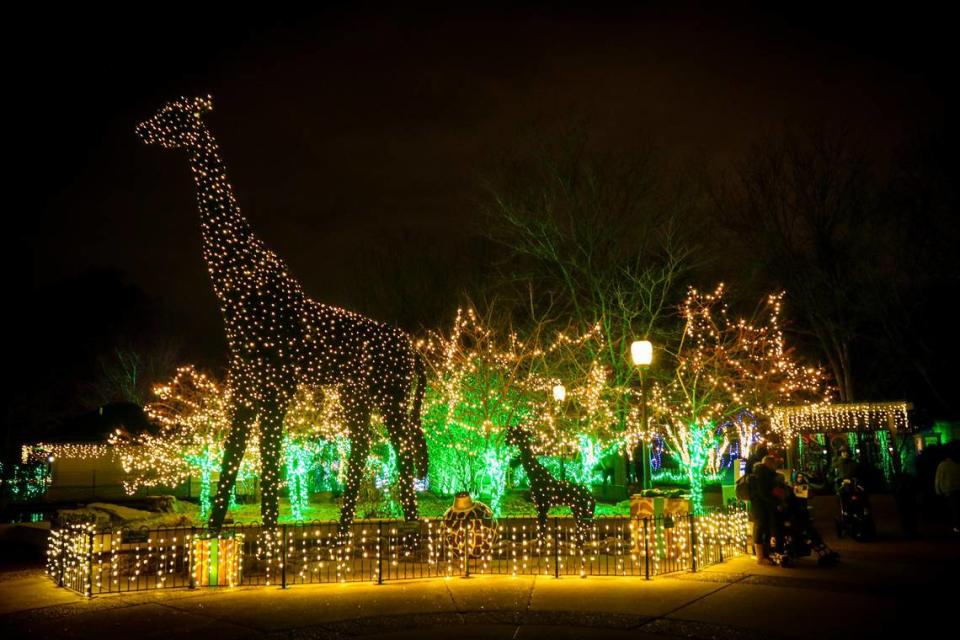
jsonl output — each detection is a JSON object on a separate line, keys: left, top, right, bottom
{"left": 442, "top": 492, "right": 498, "bottom": 558}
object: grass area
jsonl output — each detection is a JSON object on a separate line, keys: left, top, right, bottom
{"left": 218, "top": 491, "right": 632, "bottom": 525}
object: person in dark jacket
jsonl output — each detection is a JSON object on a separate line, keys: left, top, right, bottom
{"left": 744, "top": 444, "right": 769, "bottom": 476}
{"left": 749, "top": 454, "right": 782, "bottom": 565}
{"left": 832, "top": 448, "right": 858, "bottom": 490}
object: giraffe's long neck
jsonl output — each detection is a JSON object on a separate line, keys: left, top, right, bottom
{"left": 187, "top": 130, "right": 259, "bottom": 302}
{"left": 518, "top": 442, "right": 552, "bottom": 484}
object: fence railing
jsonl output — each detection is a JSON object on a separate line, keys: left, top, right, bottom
{"left": 47, "top": 510, "right": 749, "bottom": 596}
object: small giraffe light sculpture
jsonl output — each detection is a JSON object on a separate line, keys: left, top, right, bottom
{"left": 136, "top": 96, "right": 428, "bottom": 532}
{"left": 506, "top": 425, "right": 596, "bottom": 547}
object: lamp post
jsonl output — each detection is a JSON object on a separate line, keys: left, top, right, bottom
{"left": 631, "top": 340, "right": 653, "bottom": 490}
{"left": 552, "top": 383, "right": 567, "bottom": 480}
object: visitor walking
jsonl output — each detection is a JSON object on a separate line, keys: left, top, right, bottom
{"left": 749, "top": 454, "right": 782, "bottom": 565}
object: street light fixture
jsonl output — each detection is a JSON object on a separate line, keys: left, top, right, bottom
{"left": 552, "top": 384, "right": 566, "bottom": 403}
{"left": 631, "top": 340, "right": 653, "bottom": 490}
{"left": 631, "top": 340, "right": 653, "bottom": 366}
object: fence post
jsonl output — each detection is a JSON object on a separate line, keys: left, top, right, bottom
{"left": 281, "top": 525, "right": 288, "bottom": 589}
{"left": 553, "top": 518, "right": 560, "bottom": 579}
{"left": 643, "top": 518, "right": 650, "bottom": 580}
{"left": 718, "top": 517, "right": 724, "bottom": 564}
{"left": 463, "top": 522, "right": 471, "bottom": 578}
{"left": 85, "top": 528, "right": 94, "bottom": 598}
{"left": 57, "top": 527, "right": 66, "bottom": 587}
{"left": 189, "top": 527, "right": 197, "bottom": 589}
{"left": 377, "top": 521, "right": 384, "bottom": 584}
{"left": 689, "top": 515, "right": 698, "bottom": 573}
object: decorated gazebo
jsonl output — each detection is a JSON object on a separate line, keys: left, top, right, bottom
{"left": 771, "top": 401, "right": 913, "bottom": 487}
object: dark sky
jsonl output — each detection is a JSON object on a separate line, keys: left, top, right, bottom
{"left": 16, "top": 3, "right": 950, "bottom": 365}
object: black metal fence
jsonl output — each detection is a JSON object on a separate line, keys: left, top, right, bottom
{"left": 47, "top": 510, "right": 749, "bottom": 596}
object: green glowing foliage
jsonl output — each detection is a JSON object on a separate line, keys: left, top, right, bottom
{"left": 418, "top": 311, "right": 533, "bottom": 516}
{"left": 184, "top": 447, "right": 219, "bottom": 520}
{"left": 422, "top": 379, "right": 519, "bottom": 516}
{"left": 876, "top": 431, "right": 895, "bottom": 485}
{"left": 419, "top": 308, "right": 621, "bottom": 515}
{"left": 681, "top": 421, "right": 718, "bottom": 515}
{"left": 313, "top": 436, "right": 350, "bottom": 493}
{"left": 0, "top": 462, "right": 50, "bottom": 502}
{"left": 847, "top": 433, "right": 859, "bottom": 460}
{"left": 357, "top": 440, "right": 403, "bottom": 518}
{"left": 283, "top": 438, "right": 316, "bottom": 521}
{"left": 650, "top": 469, "right": 722, "bottom": 485}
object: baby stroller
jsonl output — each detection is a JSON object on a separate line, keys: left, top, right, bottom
{"left": 835, "top": 478, "right": 876, "bottom": 541}
{"left": 769, "top": 476, "right": 840, "bottom": 567}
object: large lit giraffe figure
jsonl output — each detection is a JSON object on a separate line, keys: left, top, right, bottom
{"left": 136, "top": 96, "right": 428, "bottom": 532}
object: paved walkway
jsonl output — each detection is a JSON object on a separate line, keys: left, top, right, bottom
{"left": 2, "top": 499, "right": 957, "bottom": 639}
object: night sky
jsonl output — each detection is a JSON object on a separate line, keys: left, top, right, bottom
{"left": 10, "top": 3, "right": 953, "bottom": 430}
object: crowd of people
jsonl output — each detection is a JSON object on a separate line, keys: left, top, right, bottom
{"left": 744, "top": 446, "right": 841, "bottom": 567}
{"left": 741, "top": 440, "right": 960, "bottom": 568}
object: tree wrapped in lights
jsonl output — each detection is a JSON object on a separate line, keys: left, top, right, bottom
{"left": 419, "top": 308, "right": 536, "bottom": 515}
{"left": 280, "top": 386, "right": 350, "bottom": 520}
{"left": 483, "top": 132, "right": 695, "bottom": 479}
{"left": 419, "top": 306, "right": 619, "bottom": 516}
{"left": 115, "top": 367, "right": 363, "bottom": 522}
{"left": 651, "top": 285, "right": 829, "bottom": 512}
{"left": 112, "top": 366, "right": 260, "bottom": 519}
{"left": 136, "top": 96, "right": 428, "bottom": 532}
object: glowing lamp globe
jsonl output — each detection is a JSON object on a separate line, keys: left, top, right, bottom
{"left": 631, "top": 340, "right": 653, "bottom": 366}
{"left": 552, "top": 384, "right": 566, "bottom": 402}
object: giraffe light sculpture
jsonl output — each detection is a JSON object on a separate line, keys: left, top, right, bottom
{"left": 135, "top": 96, "right": 428, "bottom": 532}
{"left": 505, "top": 424, "right": 596, "bottom": 547}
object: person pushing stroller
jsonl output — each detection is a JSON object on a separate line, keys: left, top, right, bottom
{"left": 747, "top": 454, "right": 782, "bottom": 565}
{"left": 776, "top": 473, "right": 840, "bottom": 566}
{"left": 748, "top": 454, "right": 839, "bottom": 567}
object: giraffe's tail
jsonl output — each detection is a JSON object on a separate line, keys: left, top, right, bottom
{"left": 410, "top": 352, "right": 429, "bottom": 478}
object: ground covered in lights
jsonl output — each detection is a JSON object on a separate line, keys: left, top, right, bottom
{"left": 222, "top": 491, "right": 633, "bottom": 525}
{"left": 64, "top": 488, "right": 723, "bottom": 529}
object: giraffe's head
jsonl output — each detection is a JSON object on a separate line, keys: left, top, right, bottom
{"left": 135, "top": 95, "right": 214, "bottom": 150}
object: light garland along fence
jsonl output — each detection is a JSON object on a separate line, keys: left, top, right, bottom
{"left": 47, "top": 509, "right": 748, "bottom": 596}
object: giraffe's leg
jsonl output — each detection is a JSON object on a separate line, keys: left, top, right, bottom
{"left": 338, "top": 400, "right": 372, "bottom": 536}
{"left": 576, "top": 492, "right": 596, "bottom": 547}
{"left": 208, "top": 402, "right": 256, "bottom": 531}
{"left": 383, "top": 397, "right": 419, "bottom": 521}
{"left": 395, "top": 453, "right": 418, "bottom": 521}
{"left": 258, "top": 398, "right": 289, "bottom": 528}
{"left": 572, "top": 504, "right": 587, "bottom": 547}
{"left": 536, "top": 502, "right": 550, "bottom": 543}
